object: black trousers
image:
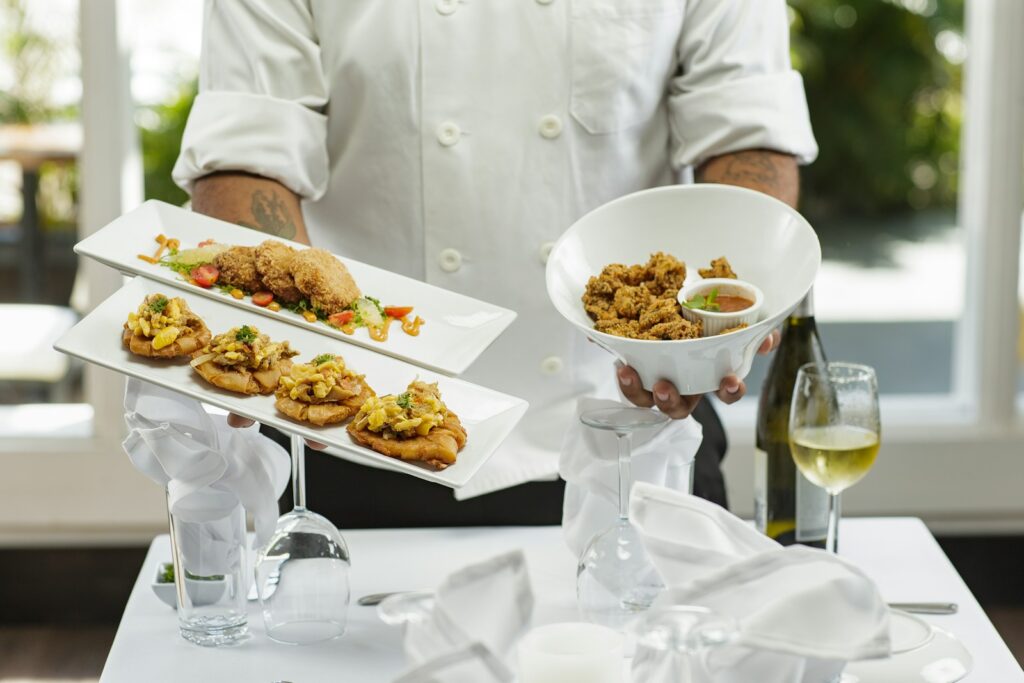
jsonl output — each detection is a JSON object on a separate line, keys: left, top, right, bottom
{"left": 263, "top": 400, "right": 728, "bottom": 528}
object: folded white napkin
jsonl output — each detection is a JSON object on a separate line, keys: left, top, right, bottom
{"left": 630, "top": 482, "right": 891, "bottom": 683}
{"left": 560, "top": 398, "right": 702, "bottom": 557}
{"left": 121, "top": 378, "right": 290, "bottom": 555}
{"left": 395, "top": 550, "right": 533, "bottom": 682}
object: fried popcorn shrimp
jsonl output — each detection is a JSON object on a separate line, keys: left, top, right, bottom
{"left": 698, "top": 256, "right": 738, "bottom": 280}
{"left": 213, "top": 246, "right": 264, "bottom": 293}
{"left": 291, "top": 248, "right": 362, "bottom": 314}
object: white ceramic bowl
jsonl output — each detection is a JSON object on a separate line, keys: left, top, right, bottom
{"left": 151, "top": 563, "right": 228, "bottom": 610}
{"left": 678, "top": 278, "right": 765, "bottom": 337}
{"left": 546, "top": 184, "right": 821, "bottom": 394}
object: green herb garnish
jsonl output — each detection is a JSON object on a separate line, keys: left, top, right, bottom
{"left": 682, "top": 288, "right": 720, "bottom": 312}
{"left": 149, "top": 296, "right": 169, "bottom": 314}
{"left": 160, "top": 563, "right": 174, "bottom": 583}
{"left": 235, "top": 325, "right": 257, "bottom": 344}
{"left": 396, "top": 392, "right": 412, "bottom": 409}
{"left": 312, "top": 353, "right": 334, "bottom": 365}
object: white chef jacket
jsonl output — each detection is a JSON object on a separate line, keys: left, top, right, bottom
{"left": 173, "top": 0, "right": 818, "bottom": 499}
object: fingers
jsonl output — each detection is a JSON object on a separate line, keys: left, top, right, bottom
{"left": 716, "top": 374, "right": 746, "bottom": 405}
{"left": 306, "top": 439, "right": 328, "bottom": 451}
{"left": 651, "top": 380, "right": 702, "bottom": 419}
{"left": 758, "top": 329, "right": 781, "bottom": 355}
{"left": 227, "top": 413, "right": 255, "bottom": 428}
{"left": 617, "top": 364, "right": 655, "bottom": 408}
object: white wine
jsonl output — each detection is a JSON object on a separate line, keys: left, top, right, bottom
{"left": 791, "top": 425, "right": 880, "bottom": 495}
{"left": 755, "top": 292, "right": 830, "bottom": 547}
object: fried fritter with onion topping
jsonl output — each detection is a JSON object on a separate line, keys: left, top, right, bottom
{"left": 582, "top": 253, "right": 700, "bottom": 340}
{"left": 347, "top": 381, "right": 466, "bottom": 469}
{"left": 275, "top": 353, "right": 375, "bottom": 426}
{"left": 190, "top": 325, "right": 297, "bottom": 395}
{"left": 123, "top": 294, "right": 211, "bottom": 358}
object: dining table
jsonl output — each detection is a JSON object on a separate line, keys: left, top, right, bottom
{"left": 99, "top": 517, "right": 1024, "bottom": 682}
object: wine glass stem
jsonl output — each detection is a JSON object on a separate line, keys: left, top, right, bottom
{"left": 826, "top": 492, "right": 840, "bottom": 553}
{"left": 290, "top": 434, "right": 307, "bottom": 512}
{"left": 617, "top": 431, "right": 633, "bottom": 522}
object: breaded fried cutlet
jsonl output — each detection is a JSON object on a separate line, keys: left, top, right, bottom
{"left": 254, "top": 240, "right": 303, "bottom": 303}
{"left": 213, "top": 246, "right": 264, "bottom": 293}
{"left": 698, "top": 256, "right": 738, "bottom": 280}
{"left": 291, "top": 248, "right": 362, "bottom": 314}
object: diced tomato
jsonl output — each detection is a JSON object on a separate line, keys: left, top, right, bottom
{"left": 197, "top": 238, "right": 216, "bottom": 247}
{"left": 328, "top": 310, "right": 355, "bottom": 327}
{"left": 252, "top": 291, "right": 275, "bottom": 307}
{"left": 190, "top": 264, "right": 220, "bottom": 288}
{"left": 384, "top": 306, "right": 414, "bottom": 319}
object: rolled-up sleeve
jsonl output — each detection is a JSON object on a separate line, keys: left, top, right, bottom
{"left": 669, "top": 0, "right": 818, "bottom": 169}
{"left": 173, "top": 0, "right": 329, "bottom": 200}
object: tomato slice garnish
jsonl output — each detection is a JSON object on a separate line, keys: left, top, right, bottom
{"left": 384, "top": 306, "right": 414, "bottom": 318}
{"left": 190, "top": 264, "right": 220, "bottom": 288}
{"left": 198, "top": 238, "right": 216, "bottom": 247}
{"left": 328, "top": 310, "right": 355, "bottom": 327}
{"left": 251, "top": 291, "right": 274, "bottom": 307}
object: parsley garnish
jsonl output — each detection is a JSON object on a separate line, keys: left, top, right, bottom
{"left": 313, "top": 353, "right": 334, "bottom": 365}
{"left": 682, "top": 288, "right": 720, "bottom": 312}
{"left": 149, "top": 296, "right": 169, "bottom": 314}
{"left": 396, "top": 392, "right": 412, "bottom": 409}
{"left": 235, "top": 325, "right": 257, "bottom": 344}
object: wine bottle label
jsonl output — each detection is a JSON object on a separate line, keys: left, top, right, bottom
{"left": 795, "top": 470, "right": 829, "bottom": 542}
{"left": 753, "top": 448, "right": 767, "bottom": 532}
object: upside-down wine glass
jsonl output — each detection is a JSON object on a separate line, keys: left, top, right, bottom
{"left": 255, "top": 434, "right": 351, "bottom": 644}
{"left": 789, "top": 362, "right": 880, "bottom": 553}
{"left": 576, "top": 406, "right": 670, "bottom": 629}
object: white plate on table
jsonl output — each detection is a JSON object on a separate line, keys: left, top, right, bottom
{"left": 74, "top": 200, "right": 517, "bottom": 376}
{"left": 843, "top": 610, "right": 972, "bottom": 683}
{"left": 54, "top": 277, "right": 528, "bottom": 488}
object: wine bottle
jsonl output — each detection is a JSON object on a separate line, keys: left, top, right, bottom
{"left": 755, "top": 290, "right": 830, "bottom": 547}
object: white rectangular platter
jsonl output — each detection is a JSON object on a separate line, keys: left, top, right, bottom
{"left": 74, "top": 200, "right": 516, "bottom": 376}
{"left": 54, "top": 276, "right": 528, "bottom": 488}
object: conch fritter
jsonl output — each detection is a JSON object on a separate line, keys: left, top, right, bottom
{"left": 123, "top": 294, "right": 211, "bottom": 358}
{"left": 213, "top": 246, "right": 264, "bottom": 293}
{"left": 254, "top": 240, "right": 303, "bottom": 303}
{"left": 347, "top": 381, "right": 466, "bottom": 469}
{"left": 190, "top": 324, "right": 297, "bottom": 395}
{"left": 582, "top": 253, "right": 700, "bottom": 341}
{"left": 275, "top": 353, "right": 375, "bottom": 426}
{"left": 291, "top": 248, "right": 362, "bottom": 314}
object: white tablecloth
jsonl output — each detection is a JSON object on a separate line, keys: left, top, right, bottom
{"left": 100, "top": 518, "right": 1023, "bottom": 682}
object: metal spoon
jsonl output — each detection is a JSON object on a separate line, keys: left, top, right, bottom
{"left": 888, "top": 602, "right": 958, "bottom": 615}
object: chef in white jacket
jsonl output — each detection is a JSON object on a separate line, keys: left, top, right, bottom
{"left": 173, "top": 0, "right": 817, "bottom": 525}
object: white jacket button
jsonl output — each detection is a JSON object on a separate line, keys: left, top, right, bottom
{"left": 539, "top": 241, "right": 555, "bottom": 265}
{"left": 435, "top": 0, "right": 458, "bottom": 15}
{"left": 436, "top": 121, "right": 461, "bottom": 147}
{"left": 539, "top": 114, "right": 563, "bottom": 140}
{"left": 438, "top": 248, "right": 463, "bottom": 273}
{"left": 541, "top": 356, "right": 564, "bottom": 375}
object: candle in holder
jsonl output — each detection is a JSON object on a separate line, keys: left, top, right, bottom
{"left": 517, "top": 622, "right": 624, "bottom": 683}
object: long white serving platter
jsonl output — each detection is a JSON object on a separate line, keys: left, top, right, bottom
{"left": 54, "top": 277, "right": 528, "bottom": 489}
{"left": 74, "top": 200, "right": 517, "bottom": 376}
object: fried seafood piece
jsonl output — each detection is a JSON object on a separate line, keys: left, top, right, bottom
{"left": 698, "top": 256, "right": 738, "bottom": 280}
{"left": 190, "top": 325, "right": 298, "bottom": 395}
{"left": 290, "top": 248, "right": 362, "bottom": 314}
{"left": 123, "top": 293, "right": 211, "bottom": 358}
{"left": 718, "top": 323, "right": 749, "bottom": 336}
{"left": 275, "top": 353, "right": 375, "bottom": 426}
{"left": 347, "top": 381, "right": 467, "bottom": 469}
{"left": 642, "top": 252, "right": 687, "bottom": 296}
{"left": 254, "top": 240, "right": 303, "bottom": 303}
{"left": 213, "top": 246, "right": 264, "bottom": 292}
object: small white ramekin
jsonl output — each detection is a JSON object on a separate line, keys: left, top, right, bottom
{"left": 678, "top": 278, "right": 765, "bottom": 337}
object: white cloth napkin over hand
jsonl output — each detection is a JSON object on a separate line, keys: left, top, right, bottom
{"left": 560, "top": 398, "right": 702, "bottom": 557}
{"left": 396, "top": 550, "right": 533, "bottom": 683}
{"left": 121, "top": 378, "right": 290, "bottom": 553}
{"left": 630, "top": 482, "right": 891, "bottom": 683}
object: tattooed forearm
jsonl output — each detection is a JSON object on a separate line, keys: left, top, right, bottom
{"left": 191, "top": 172, "right": 312, "bottom": 245}
{"left": 242, "top": 189, "right": 298, "bottom": 239}
{"left": 696, "top": 149, "right": 799, "bottom": 208}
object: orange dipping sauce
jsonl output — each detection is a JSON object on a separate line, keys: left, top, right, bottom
{"left": 715, "top": 294, "right": 753, "bottom": 313}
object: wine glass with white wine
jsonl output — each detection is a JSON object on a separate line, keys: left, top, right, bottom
{"left": 789, "top": 362, "right": 880, "bottom": 553}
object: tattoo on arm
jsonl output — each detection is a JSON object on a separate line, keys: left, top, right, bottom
{"left": 696, "top": 149, "right": 799, "bottom": 208}
{"left": 241, "top": 189, "right": 298, "bottom": 239}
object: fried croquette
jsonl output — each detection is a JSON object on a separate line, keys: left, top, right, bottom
{"left": 254, "top": 240, "right": 303, "bottom": 303}
{"left": 213, "top": 246, "right": 264, "bottom": 293}
{"left": 291, "top": 248, "right": 362, "bottom": 314}
{"left": 582, "top": 252, "right": 701, "bottom": 341}
{"left": 698, "top": 257, "right": 738, "bottom": 280}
